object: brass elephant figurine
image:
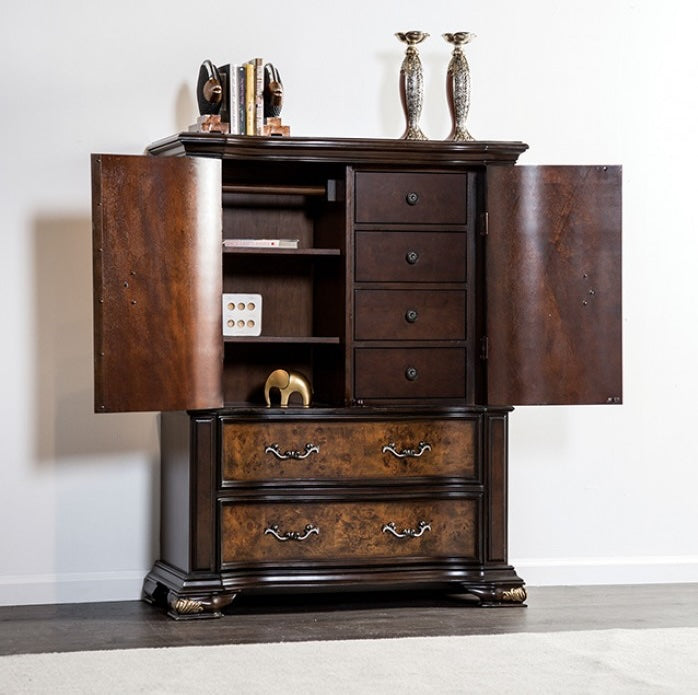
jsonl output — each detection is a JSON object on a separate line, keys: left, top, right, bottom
{"left": 264, "top": 369, "right": 312, "bottom": 408}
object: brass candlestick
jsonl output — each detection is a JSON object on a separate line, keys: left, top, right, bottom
{"left": 396, "top": 31, "right": 429, "bottom": 140}
{"left": 443, "top": 32, "right": 476, "bottom": 141}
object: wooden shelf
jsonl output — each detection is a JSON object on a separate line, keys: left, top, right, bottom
{"left": 222, "top": 247, "right": 341, "bottom": 256}
{"left": 222, "top": 183, "right": 327, "bottom": 197}
{"left": 224, "top": 336, "right": 341, "bottom": 344}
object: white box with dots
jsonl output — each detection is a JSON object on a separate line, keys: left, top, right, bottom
{"left": 222, "top": 293, "right": 262, "bottom": 336}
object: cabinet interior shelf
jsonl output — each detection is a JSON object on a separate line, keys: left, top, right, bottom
{"left": 223, "top": 336, "right": 341, "bottom": 344}
{"left": 222, "top": 247, "right": 341, "bottom": 256}
{"left": 222, "top": 184, "right": 327, "bottom": 197}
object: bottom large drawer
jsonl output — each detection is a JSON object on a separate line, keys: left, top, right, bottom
{"left": 220, "top": 498, "right": 478, "bottom": 566}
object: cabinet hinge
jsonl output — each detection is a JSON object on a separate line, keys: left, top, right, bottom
{"left": 480, "top": 336, "right": 489, "bottom": 360}
{"left": 480, "top": 211, "right": 489, "bottom": 236}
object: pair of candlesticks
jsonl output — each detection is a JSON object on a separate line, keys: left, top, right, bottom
{"left": 396, "top": 31, "right": 475, "bottom": 141}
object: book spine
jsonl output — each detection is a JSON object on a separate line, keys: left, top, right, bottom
{"left": 237, "top": 65, "right": 246, "bottom": 134}
{"left": 229, "top": 64, "right": 240, "bottom": 134}
{"left": 245, "top": 62, "right": 255, "bottom": 135}
{"left": 254, "top": 58, "right": 264, "bottom": 135}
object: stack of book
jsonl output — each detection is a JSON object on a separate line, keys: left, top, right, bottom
{"left": 219, "top": 59, "right": 265, "bottom": 136}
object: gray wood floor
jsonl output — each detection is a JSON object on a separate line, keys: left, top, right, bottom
{"left": 1, "top": 584, "right": 697, "bottom": 656}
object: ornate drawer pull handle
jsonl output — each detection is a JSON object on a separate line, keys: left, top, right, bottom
{"left": 264, "top": 443, "right": 319, "bottom": 460}
{"left": 264, "top": 523, "right": 320, "bottom": 542}
{"left": 382, "top": 520, "right": 431, "bottom": 538}
{"left": 382, "top": 441, "right": 432, "bottom": 459}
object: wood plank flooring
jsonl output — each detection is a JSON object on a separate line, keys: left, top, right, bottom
{"left": 1, "top": 584, "right": 697, "bottom": 656}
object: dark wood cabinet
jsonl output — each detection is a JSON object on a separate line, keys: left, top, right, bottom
{"left": 92, "top": 135, "right": 621, "bottom": 618}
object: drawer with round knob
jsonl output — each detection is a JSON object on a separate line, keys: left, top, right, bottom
{"left": 355, "top": 231, "right": 466, "bottom": 283}
{"left": 219, "top": 497, "right": 478, "bottom": 566}
{"left": 354, "top": 289, "right": 466, "bottom": 341}
{"left": 221, "top": 418, "right": 478, "bottom": 483}
{"left": 354, "top": 172, "right": 467, "bottom": 225}
{"left": 354, "top": 348, "right": 466, "bottom": 400}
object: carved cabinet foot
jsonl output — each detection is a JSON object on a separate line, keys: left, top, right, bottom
{"left": 167, "top": 591, "right": 238, "bottom": 620}
{"left": 467, "top": 584, "right": 527, "bottom": 606}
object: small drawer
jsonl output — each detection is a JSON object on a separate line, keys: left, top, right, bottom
{"left": 355, "top": 172, "right": 467, "bottom": 225}
{"left": 354, "top": 289, "right": 466, "bottom": 340}
{"left": 355, "top": 231, "right": 466, "bottom": 283}
{"left": 220, "top": 498, "right": 478, "bottom": 565}
{"left": 221, "top": 419, "right": 477, "bottom": 482}
{"left": 354, "top": 348, "right": 466, "bottom": 400}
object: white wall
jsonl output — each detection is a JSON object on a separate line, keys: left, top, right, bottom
{"left": 1, "top": 0, "right": 696, "bottom": 605}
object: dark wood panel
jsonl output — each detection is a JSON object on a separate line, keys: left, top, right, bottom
{"left": 355, "top": 172, "right": 467, "bottom": 224}
{"left": 486, "top": 165, "right": 622, "bottom": 405}
{"left": 221, "top": 418, "right": 478, "bottom": 482}
{"left": 92, "top": 154, "right": 223, "bottom": 412}
{"left": 354, "top": 289, "right": 466, "bottom": 340}
{"left": 354, "top": 348, "right": 466, "bottom": 400}
{"left": 220, "top": 499, "right": 477, "bottom": 565}
{"left": 355, "top": 231, "right": 467, "bottom": 283}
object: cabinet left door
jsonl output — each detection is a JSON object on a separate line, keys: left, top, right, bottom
{"left": 92, "top": 154, "right": 224, "bottom": 412}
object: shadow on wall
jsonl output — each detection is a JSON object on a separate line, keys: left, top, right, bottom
{"left": 32, "top": 214, "right": 159, "bottom": 465}
{"left": 175, "top": 82, "right": 196, "bottom": 132}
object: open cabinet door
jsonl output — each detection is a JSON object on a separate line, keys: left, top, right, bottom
{"left": 92, "top": 154, "right": 223, "bottom": 412}
{"left": 486, "top": 165, "right": 622, "bottom": 405}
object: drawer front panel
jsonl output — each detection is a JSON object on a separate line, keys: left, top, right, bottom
{"left": 354, "top": 289, "right": 466, "bottom": 340}
{"left": 355, "top": 172, "right": 467, "bottom": 225}
{"left": 355, "top": 231, "right": 466, "bottom": 283}
{"left": 354, "top": 348, "right": 466, "bottom": 400}
{"left": 222, "top": 419, "right": 477, "bottom": 482}
{"left": 220, "top": 498, "right": 478, "bottom": 565}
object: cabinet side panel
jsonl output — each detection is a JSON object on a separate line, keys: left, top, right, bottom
{"left": 92, "top": 154, "right": 223, "bottom": 412}
{"left": 486, "top": 165, "right": 622, "bottom": 405}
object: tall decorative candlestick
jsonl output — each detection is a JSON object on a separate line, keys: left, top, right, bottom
{"left": 443, "top": 32, "right": 476, "bottom": 141}
{"left": 396, "top": 31, "right": 429, "bottom": 140}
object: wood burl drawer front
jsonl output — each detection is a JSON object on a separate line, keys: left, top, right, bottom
{"left": 355, "top": 231, "right": 466, "bottom": 282}
{"left": 221, "top": 419, "right": 477, "bottom": 482}
{"left": 354, "top": 289, "right": 466, "bottom": 340}
{"left": 354, "top": 348, "right": 466, "bottom": 399}
{"left": 220, "top": 498, "right": 477, "bottom": 564}
{"left": 355, "top": 172, "right": 467, "bottom": 225}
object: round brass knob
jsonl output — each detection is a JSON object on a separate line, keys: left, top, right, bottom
{"left": 406, "top": 192, "right": 419, "bottom": 205}
{"left": 405, "top": 309, "right": 419, "bottom": 323}
{"left": 405, "top": 367, "right": 419, "bottom": 381}
{"left": 405, "top": 250, "right": 419, "bottom": 265}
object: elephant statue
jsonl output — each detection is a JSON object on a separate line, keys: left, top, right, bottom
{"left": 264, "top": 369, "right": 312, "bottom": 408}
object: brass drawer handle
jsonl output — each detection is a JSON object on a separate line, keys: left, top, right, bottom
{"left": 264, "top": 443, "right": 319, "bottom": 460}
{"left": 264, "top": 523, "right": 320, "bottom": 542}
{"left": 382, "top": 520, "right": 431, "bottom": 539}
{"left": 382, "top": 441, "right": 432, "bottom": 459}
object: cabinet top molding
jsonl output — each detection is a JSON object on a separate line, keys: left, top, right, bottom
{"left": 147, "top": 133, "right": 529, "bottom": 166}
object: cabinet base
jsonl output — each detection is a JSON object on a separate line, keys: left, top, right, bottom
{"left": 143, "top": 561, "right": 526, "bottom": 619}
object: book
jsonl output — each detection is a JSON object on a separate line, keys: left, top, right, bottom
{"left": 237, "top": 65, "right": 246, "bottom": 134}
{"left": 244, "top": 62, "right": 255, "bottom": 135}
{"left": 253, "top": 58, "right": 264, "bottom": 135}
{"left": 223, "top": 238, "right": 300, "bottom": 248}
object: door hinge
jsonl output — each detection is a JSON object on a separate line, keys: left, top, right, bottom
{"left": 480, "top": 211, "right": 489, "bottom": 236}
{"left": 480, "top": 336, "right": 489, "bottom": 360}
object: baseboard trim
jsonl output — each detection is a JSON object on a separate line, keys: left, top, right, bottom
{"left": 2, "top": 557, "right": 697, "bottom": 605}
{"left": 0, "top": 571, "right": 146, "bottom": 606}
{"left": 514, "top": 556, "right": 698, "bottom": 586}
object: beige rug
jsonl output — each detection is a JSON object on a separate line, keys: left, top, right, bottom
{"left": 2, "top": 628, "right": 697, "bottom": 694}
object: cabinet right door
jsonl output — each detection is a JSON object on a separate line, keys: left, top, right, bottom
{"left": 485, "top": 165, "right": 622, "bottom": 406}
